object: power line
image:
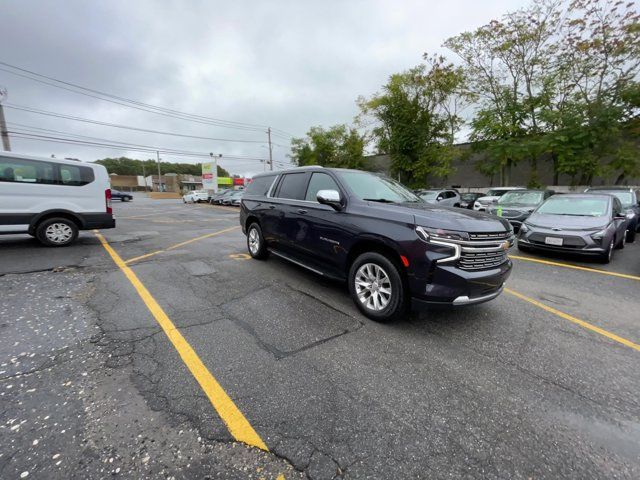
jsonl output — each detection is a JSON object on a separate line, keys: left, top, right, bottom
{"left": 0, "top": 61, "right": 283, "bottom": 133}
{"left": 3, "top": 105, "right": 269, "bottom": 144}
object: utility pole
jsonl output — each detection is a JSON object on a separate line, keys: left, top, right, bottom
{"left": 156, "top": 151, "right": 162, "bottom": 192}
{"left": 0, "top": 87, "right": 11, "bottom": 151}
{"left": 267, "top": 127, "right": 273, "bottom": 171}
{"left": 141, "top": 162, "right": 148, "bottom": 191}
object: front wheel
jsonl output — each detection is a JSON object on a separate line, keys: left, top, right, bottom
{"left": 599, "top": 238, "right": 615, "bottom": 263}
{"left": 247, "top": 223, "right": 268, "bottom": 259}
{"left": 348, "top": 252, "right": 408, "bottom": 322}
{"left": 36, "top": 218, "right": 79, "bottom": 247}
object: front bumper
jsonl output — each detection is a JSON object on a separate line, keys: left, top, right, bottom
{"left": 518, "top": 228, "right": 606, "bottom": 255}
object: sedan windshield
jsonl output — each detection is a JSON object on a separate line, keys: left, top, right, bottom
{"left": 461, "top": 193, "right": 479, "bottom": 201}
{"left": 498, "top": 191, "right": 543, "bottom": 206}
{"left": 487, "top": 189, "right": 514, "bottom": 197}
{"left": 537, "top": 197, "right": 608, "bottom": 217}
{"left": 338, "top": 171, "right": 422, "bottom": 203}
{"left": 594, "top": 191, "right": 633, "bottom": 208}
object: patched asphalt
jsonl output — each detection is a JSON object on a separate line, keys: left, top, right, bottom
{"left": 1, "top": 194, "right": 638, "bottom": 479}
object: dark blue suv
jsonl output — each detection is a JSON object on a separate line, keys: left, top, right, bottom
{"left": 240, "top": 167, "right": 514, "bottom": 321}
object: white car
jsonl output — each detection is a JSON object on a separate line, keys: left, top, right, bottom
{"left": 0, "top": 152, "right": 115, "bottom": 246}
{"left": 417, "top": 189, "right": 461, "bottom": 207}
{"left": 473, "top": 187, "right": 525, "bottom": 211}
{"left": 183, "top": 189, "right": 209, "bottom": 203}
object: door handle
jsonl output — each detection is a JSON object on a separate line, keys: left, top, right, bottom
{"left": 297, "top": 209, "right": 308, "bottom": 214}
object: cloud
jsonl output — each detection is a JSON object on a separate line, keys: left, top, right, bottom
{"left": 0, "top": 0, "right": 528, "bottom": 176}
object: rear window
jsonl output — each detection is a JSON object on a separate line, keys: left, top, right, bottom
{"left": 0, "top": 157, "right": 94, "bottom": 186}
{"left": 245, "top": 175, "right": 276, "bottom": 196}
{"left": 275, "top": 173, "right": 309, "bottom": 200}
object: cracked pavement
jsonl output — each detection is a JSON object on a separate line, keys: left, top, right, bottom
{"left": 1, "top": 195, "right": 639, "bottom": 479}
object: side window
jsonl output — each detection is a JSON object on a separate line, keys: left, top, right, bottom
{"left": 305, "top": 173, "right": 340, "bottom": 201}
{"left": 275, "top": 173, "right": 309, "bottom": 200}
{"left": 446, "top": 191, "right": 456, "bottom": 199}
{"left": 59, "top": 164, "right": 94, "bottom": 186}
{"left": 0, "top": 157, "right": 56, "bottom": 184}
{"left": 612, "top": 198, "right": 622, "bottom": 216}
{"left": 245, "top": 175, "right": 275, "bottom": 196}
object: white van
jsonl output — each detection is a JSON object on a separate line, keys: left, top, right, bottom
{"left": 0, "top": 152, "right": 115, "bottom": 246}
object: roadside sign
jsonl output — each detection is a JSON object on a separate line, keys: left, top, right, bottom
{"left": 202, "top": 161, "right": 217, "bottom": 192}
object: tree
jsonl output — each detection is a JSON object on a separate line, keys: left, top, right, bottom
{"left": 289, "top": 124, "right": 365, "bottom": 169}
{"left": 94, "top": 157, "right": 230, "bottom": 177}
{"left": 357, "top": 56, "right": 467, "bottom": 187}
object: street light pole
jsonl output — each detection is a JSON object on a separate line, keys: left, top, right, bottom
{"left": 0, "top": 87, "right": 11, "bottom": 151}
{"left": 156, "top": 150, "right": 162, "bottom": 192}
{"left": 267, "top": 127, "right": 273, "bottom": 171}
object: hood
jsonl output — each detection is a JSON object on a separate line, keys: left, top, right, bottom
{"left": 378, "top": 202, "right": 511, "bottom": 233}
{"left": 526, "top": 213, "right": 608, "bottom": 230}
{"left": 488, "top": 204, "right": 536, "bottom": 214}
{"left": 476, "top": 196, "right": 500, "bottom": 204}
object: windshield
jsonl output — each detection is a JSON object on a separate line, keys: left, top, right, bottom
{"left": 337, "top": 171, "right": 422, "bottom": 203}
{"left": 536, "top": 197, "right": 609, "bottom": 217}
{"left": 419, "top": 191, "right": 439, "bottom": 200}
{"left": 498, "top": 191, "right": 543, "bottom": 206}
{"left": 461, "top": 193, "right": 479, "bottom": 201}
{"left": 487, "top": 189, "right": 514, "bottom": 197}
{"left": 594, "top": 191, "right": 633, "bottom": 207}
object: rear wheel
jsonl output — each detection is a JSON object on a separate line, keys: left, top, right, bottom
{"left": 247, "top": 223, "right": 268, "bottom": 259}
{"left": 626, "top": 225, "right": 636, "bottom": 243}
{"left": 36, "top": 218, "right": 79, "bottom": 247}
{"left": 348, "top": 252, "right": 408, "bottom": 322}
{"left": 122, "top": 196, "right": 131, "bottom": 202}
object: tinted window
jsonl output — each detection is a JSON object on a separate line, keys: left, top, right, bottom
{"left": 59, "top": 164, "right": 94, "bottom": 186}
{"left": 275, "top": 173, "right": 309, "bottom": 200}
{"left": 305, "top": 173, "right": 339, "bottom": 201}
{"left": 0, "top": 157, "right": 56, "bottom": 184}
{"left": 537, "top": 197, "right": 609, "bottom": 217}
{"left": 245, "top": 175, "right": 276, "bottom": 196}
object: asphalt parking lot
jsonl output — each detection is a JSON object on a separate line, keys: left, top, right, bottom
{"left": 1, "top": 194, "right": 639, "bottom": 479}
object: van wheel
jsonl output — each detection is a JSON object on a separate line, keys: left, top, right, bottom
{"left": 247, "top": 223, "right": 268, "bottom": 259}
{"left": 36, "top": 218, "right": 79, "bottom": 247}
{"left": 348, "top": 252, "right": 408, "bottom": 322}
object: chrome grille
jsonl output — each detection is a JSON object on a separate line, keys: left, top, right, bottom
{"left": 469, "top": 231, "right": 512, "bottom": 241}
{"left": 459, "top": 249, "right": 508, "bottom": 270}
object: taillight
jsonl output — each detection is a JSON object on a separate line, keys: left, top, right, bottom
{"left": 105, "top": 188, "right": 112, "bottom": 214}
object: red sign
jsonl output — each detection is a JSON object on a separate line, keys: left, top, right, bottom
{"left": 233, "top": 177, "right": 245, "bottom": 186}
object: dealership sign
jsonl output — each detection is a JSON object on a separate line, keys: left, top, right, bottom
{"left": 201, "top": 161, "right": 217, "bottom": 191}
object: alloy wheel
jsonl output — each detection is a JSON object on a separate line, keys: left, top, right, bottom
{"left": 248, "top": 228, "right": 260, "bottom": 255}
{"left": 45, "top": 223, "right": 74, "bottom": 244}
{"left": 354, "top": 263, "right": 392, "bottom": 311}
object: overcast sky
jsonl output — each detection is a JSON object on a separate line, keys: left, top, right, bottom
{"left": 0, "top": 0, "right": 529, "bottom": 177}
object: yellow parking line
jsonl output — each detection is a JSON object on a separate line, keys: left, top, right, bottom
{"left": 95, "top": 232, "right": 268, "bottom": 450}
{"left": 124, "top": 225, "right": 240, "bottom": 264}
{"left": 505, "top": 288, "right": 640, "bottom": 352}
{"left": 509, "top": 255, "right": 640, "bottom": 282}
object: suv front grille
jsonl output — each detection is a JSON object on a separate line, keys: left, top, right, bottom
{"left": 459, "top": 249, "right": 508, "bottom": 270}
{"left": 469, "top": 231, "right": 512, "bottom": 241}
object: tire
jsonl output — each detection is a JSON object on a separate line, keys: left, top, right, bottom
{"left": 35, "top": 217, "right": 79, "bottom": 247}
{"left": 599, "top": 238, "right": 615, "bottom": 263}
{"left": 247, "top": 223, "right": 268, "bottom": 259}
{"left": 454, "top": 203, "right": 460, "bottom": 208}
{"left": 615, "top": 234, "right": 625, "bottom": 250}
{"left": 517, "top": 243, "right": 531, "bottom": 253}
{"left": 626, "top": 227, "right": 636, "bottom": 243}
{"left": 348, "top": 252, "right": 408, "bottom": 322}
{"left": 122, "top": 196, "right": 131, "bottom": 202}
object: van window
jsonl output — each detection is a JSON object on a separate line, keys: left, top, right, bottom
{"left": 275, "top": 173, "right": 309, "bottom": 200}
{"left": 305, "top": 173, "right": 339, "bottom": 201}
{"left": 245, "top": 175, "right": 276, "bottom": 196}
{"left": 59, "top": 164, "right": 94, "bottom": 186}
{"left": 0, "top": 157, "right": 56, "bottom": 184}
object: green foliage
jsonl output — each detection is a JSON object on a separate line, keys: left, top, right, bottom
{"left": 289, "top": 125, "right": 365, "bottom": 169}
{"left": 357, "top": 57, "right": 467, "bottom": 187}
{"left": 94, "top": 157, "right": 230, "bottom": 177}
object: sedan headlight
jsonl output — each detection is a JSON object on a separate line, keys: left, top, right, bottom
{"left": 590, "top": 229, "right": 607, "bottom": 240}
{"left": 519, "top": 223, "right": 529, "bottom": 233}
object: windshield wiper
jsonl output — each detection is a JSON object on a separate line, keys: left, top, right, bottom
{"left": 363, "top": 198, "right": 396, "bottom": 203}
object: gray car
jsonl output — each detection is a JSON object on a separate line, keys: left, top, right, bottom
{"left": 517, "top": 194, "right": 628, "bottom": 263}
{"left": 487, "top": 190, "right": 554, "bottom": 232}
{"left": 584, "top": 187, "right": 639, "bottom": 243}
{"left": 418, "top": 189, "right": 461, "bottom": 207}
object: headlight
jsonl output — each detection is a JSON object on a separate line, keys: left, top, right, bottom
{"left": 519, "top": 223, "right": 529, "bottom": 233}
{"left": 415, "top": 226, "right": 469, "bottom": 242}
{"left": 474, "top": 201, "right": 481, "bottom": 208}
{"left": 590, "top": 229, "right": 607, "bottom": 240}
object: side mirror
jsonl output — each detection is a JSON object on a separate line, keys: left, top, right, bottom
{"left": 436, "top": 196, "right": 443, "bottom": 202}
{"left": 317, "top": 189, "right": 342, "bottom": 211}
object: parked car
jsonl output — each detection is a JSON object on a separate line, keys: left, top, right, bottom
{"left": 0, "top": 152, "right": 115, "bottom": 246}
{"left": 473, "top": 187, "right": 525, "bottom": 211}
{"left": 417, "top": 189, "right": 461, "bottom": 207}
{"left": 223, "top": 190, "right": 244, "bottom": 206}
{"left": 487, "top": 190, "right": 554, "bottom": 232}
{"left": 584, "top": 187, "right": 639, "bottom": 243}
{"left": 110, "top": 189, "right": 133, "bottom": 202}
{"left": 183, "top": 189, "right": 209, "bottom": 203}
{"left": 213, "top": 189, "right": 236, "bottom": 204}
{"left": 240, "top": 167, "right": 514, "bottom": 322}
{"left": 459, "top": 192, "right": 483, "bottom": 209}
{"left": 208, "top": 189, "right": 230, "bottom": 204}
{"left": 517, "top": 193, "right": 628, "bottom": 263}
